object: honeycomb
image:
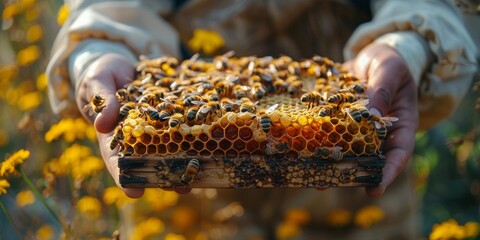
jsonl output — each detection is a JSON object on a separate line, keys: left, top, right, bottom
{"left": 113, "top": 53, "right": 394, "bottom": 188}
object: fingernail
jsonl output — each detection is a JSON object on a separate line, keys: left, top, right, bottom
{"left": 369, "top": 107, "right": 382, "bottom": 117}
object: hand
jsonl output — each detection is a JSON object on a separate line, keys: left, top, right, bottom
{"left": 76, "top": 53, "right": 144, "bottom": 198}
{"left": 344, "top": 44, "right": 419, "bottom": 197}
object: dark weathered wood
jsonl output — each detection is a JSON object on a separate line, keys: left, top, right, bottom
{"left": 119, "top": 155, "right": 384, "bottom": 188}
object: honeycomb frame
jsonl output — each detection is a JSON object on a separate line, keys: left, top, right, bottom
{"left": 115, "top": 54, "right": 391, "bottom": 189}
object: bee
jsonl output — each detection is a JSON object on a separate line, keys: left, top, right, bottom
{"left": 240, "top": 99, "right": 258, "bottom": 113}
{"left": 342, "top": 99, "right": 370, "bottom": 122}
{"left": 265, "top": 141, "right": 290, "bottom": 155}
{"left": 318, "top": 104, "right": 338, "bottom": 117}
{"left": 183, "top": 93, "right": 204, "bottom": 107}
{"left": 181, "top": 159, "right": 200, "bottom": 185}
{"left": 215, "top": 77, "right": 236, "bottom": 98}
{"left": 327, "top": 92, "right": 356, "bottom": 105}
{"left": 220, "top": 98, "right": 240, "bottom": 112}
{"left": 339, "top": 83, "right": 366, "bottom": 94}
{"left": 156, "top": 99, "right": 184, "bottom": 121}
{"left": 272, "top": 79, "right": 288, "bottom": 94}
{"left": 166, "top": 113, "right": 185, "bottom": 128}
{"left": 233, "top": 85, "right": 250, "bottom": 99}
{"left": 155, "top": 77, "right": 176, "bottom": 88}
{"left": 301, "top": 91, "right": 324, "bottom": 108}
{"left": 196, "top": 101, "right": 221, "bottom": 122}
{"left": 257, "top": 104, "right": 279, "bottom": 133}
{"left": 186, "top": 106, "right": 199, "bottom": 121}
{"left": 250, "top": 82, "right": 268, "bottom": 100}
{"left": 138, "top": 103, "right": 161, "bottom": 121}
{"left": 314, "top": 146, "right": 343, "bottom": 161}
{"left": 288, "top": 61, "right": 301, "bottom": 75}
{"left": 287, "top": 80, "right": 304, "bottom": 96}
{"left": 137, "top": 93, "right": 159, "bottom": 106}
{"left": 109, "top": 125, "right": 124, "bottom": 150}
{"left": 119, "top": 102, "right": 136, "bottom": 118}
{"left": 369, "top": 114, "right": 399, "bottom": 139}
{"left": 83, "top": 94, "right": 107, "bottom": 116}
{"left": 115, "top": 89, "right": 131, "bottom": 103}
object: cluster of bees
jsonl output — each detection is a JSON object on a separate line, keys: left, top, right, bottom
{"left": 85, "top": 52, "right": 398, "bottom": 163}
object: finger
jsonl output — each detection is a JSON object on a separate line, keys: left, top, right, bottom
{"left": 97, "top": 132, "right": 145, "bottom": 198}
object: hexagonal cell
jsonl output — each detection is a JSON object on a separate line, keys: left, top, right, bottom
{"left": 364, "top": 135, "right": 374, "bottom": 144}
{"left": 347, "top": 123, "right": 359, "bottom": 135}
{"left": 360, "top": 125, "right": 369, "bottom": 135}
{"left": 140, "top": 134, "right": 152, "bottom": 145}
{"left": 328, "top": 132, "right": 341, "bottom": 144}
{"left": 213, "top": 149, "right": 225, "bottom": 157}
{"left": 152, "top": 135, "right": 161, "bottom": 145}
{"left": 246, "top": 140, "right": 259, "bottom": 152}
{"left": 301, "top": 126, "right": 315, "bottom": 140}
{"left": 181, "top": 142, "right": 191, "bottom": 151}
{"left": 330, "top": 118, "right": 339, "bottom": 125}
{"left": 167, "top": 142, "right": 179, "bottom": 153}
{"left": 239, "top": 127, "right": 253, "bottom": 141}
{"left": 187, "top": 149, "right": 198, "bottom": 156}
{"left": 199, "top": 133, "right": 209, "bottom": 142}
{"left": 365, "top": 143, "right": 377, "bottom": 154}
{"left": 193, "top": 140, "right": 204, "bottom": 151}
{"left": 226, "top": 149, "right": 238, "bottom": 158}
{"left": 235, "top": 118, "right": 245, "bottom": 127}
{"left": 239, "top": 151, "right": 250, "bottom": 157}
{"left": 315, "top": 132, "right": 327, "bottom": 143}
{"left": 335, "top": 124, "right": 346, "bottom": 134}
{"left": 200, "top": 150, "right": 211, "bottom": 156}
{"left": 161, "top": 133, "right": 170, "bottom": 144}
{"left": 171, "top": 131, "right": 183, "bottom": 143}
{"left": 322, "top": 122, "right": 334, "bottom": 133}
{"left": 211, "top": 124, "right": 224, "bottom": 140}
{"left": 225, "top": 125, "right": 239, "bottom": 140}
{"left": 185, "top": 134, "right": 195, "bottom": 142}
{"left": 310, "top": 121, "right": 320, "bottom": 131}
{"left": 134, "top": 143, "right": 146, "bottom": 155}
{"left": 285, "top": 150, "right": 299, "bottom": 158}
{"left": 342, "top": 132, "right": 353, "bottom": 143}
{"left": 270, "top": 123, "right": 285, "bottom": 138}
{"left": 351, "top": 140, "right": 365, "bottom": 155}
{"left": 286, "top": 125, "right": 299, "bottom": 137}
{"left": 336, "top": 140, "right": 350, "bottom": 153}
{"left": 233, "top": 139, "right": 246, "bottom": 151}
{"left": 158, "top": 144, "right": 167, "bottom": 154}
{"left": 307, "top": 140, "right": 320, "bottom": 153}
{"left": 147, "top": 144, "right": 157, "bottom": 154}
{"left": 220, "top": 117, "right": 229, "bottom": 128}
{"left": 219, "top": 139, "right": 232, "bottom": 150}
{"left": 206, "top": 140, "right": 218, "bottom": 152}
{"left": 127, "top": 136, "right": 137, "bottom": 145}
{"left": 292, "top": 137, "right": 307, "bottom": 152}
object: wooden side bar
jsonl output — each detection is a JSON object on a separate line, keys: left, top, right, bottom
{"left": 119, "top": 155, "right": 384, "bottom": 189}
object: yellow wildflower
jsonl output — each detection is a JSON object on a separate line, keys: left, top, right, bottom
{"left": 0, "top": 179, "right": 10, "bottom": 195}
{"left": 19, "top": 0, "right": 36, "bottom": 10}
{"left": 429, "top": 219, "right": 480, "bottom": 240}
{"left": 276, "top": 221, "right": 300, "bottom": 240}
{"left": 130, "top": 217, "right": 165, "bottom": 240}
{"left": 0, "top": 129, "right": 8, "bottom": 146}
{"left": 17, "top": 45, "right": 40, "bottom": 66}
{"left": 188, "top": 29, "right": 225, "bottom": 55}
{"left": 45, "top": 118, "right": 93, "bottom": 143}
{"left": 16, "top": 190, "right": 36, "bottom": 207}
{"left": 36, "top": 224, "right": 55, "bottom": 240}
{"left": 0, "top": 149, "right": 30, "bottom": 177}
{"left": 171, "top": 206, "right": 197, "bottom": 230}
{"left": 0, "top": 64, "right": 18, "bottom": 86}
{"left": 2, "top": 4, "right": 20, "bottom": 20}
{"left": 354, "top": 205, "right": 385, "bottom": 229}
{"left": 36, "top": 73, "right": 48, "bottom": 91}
{"left": 77, "top": 196, "right": 102, "bottom": 220}
{"left": 103, "top": 186, "right": 136, "bottom": 208}
{"left": 24, "top": 6, "right": 40, "bottom": 21}
{"left": 165, "top": 233, "right": 187, "bottom": 240}
{"left": 284, "top": 208, "right": 310, "bottom": 226}
{"left": 26, "top": 24, "right": 43, "bottom": 43}
{"left": 57, "top": 4, "right": 70, "bottom": 26}
{"left": 71, "top": 156, "right": 104, "bottom": 181}
{"left": 143, "top": 188, "right": 179, "bottom": 211}
{"left": 464, "top": 222, "right": 480, "bottom": 238}
{"left": 326, "top": 208, "right": 352, "bottom": 227}
{"left": 17, "top": 91, "right": 42, "bottom": 111}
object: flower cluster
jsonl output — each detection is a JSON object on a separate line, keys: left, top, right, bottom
{"left": 429, "top": 219, "right": 479, "bottom": 240}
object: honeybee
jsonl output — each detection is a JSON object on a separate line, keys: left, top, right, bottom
{"left": 265, "top": 141, "right": 290, "bottom": 155}
{"left": 370, "top": 114, "right": 399, "bottom": 139}
{"left": 181, "top": 159, "right": 200, "bottom": 185}
{"left": 220, "top": 98, "right": 240, "bottom": 112}
{"left": 287, "top": 61, "right": 301, "bottom": 75}
{"left": 115, "top": 89, "right": 131, "bottom": 103}
{"left": 301, "top": 91, "right": 324, "bottom": 108}
{"left": 314, "top": 146, "right": 343, "bottom": 161}
{"left": 257, "top": 104, "right": 278, "bottom": 133}
{"left": 327, "top": 92, "right": 356, "bottom": 105}
{"left": 272, "top": 79, "right": 288, "bottom": 94}
{"left": 250, "top": 82, "right": 267, "bottom": 100}
{"left": 233, "top": 85, "right": 250, "bottom": 99}
{"left": 138, "top": 103, "right": 161, "bottom": 121}
{"left": 109, "top": 125, "right": 124, "bottom": 150}
{"left": 167, "top": 113, "right": 185, "bottom": 128}
{"left": 186, "top": 106, "right": 199, "bottom": 121}
{"left": 240, "top": 99, "right": 258, "bottom": 113}
{"left": 137, "top": 93, "right": 159, "bottom": 106}
{"left": 155, "top": 77, "right": 176, "bottom": 88}
{"left": 203, "top": 89, "right": 220, "bottom": 101}
{"left": 287, "top": 80, "right": 304, "bottom": 96}
{"left": 343, "top": 83, "right": 366, "bottom": 94}
{"left": 183, "top": 93, "right": 204, "bottom": 107}
{"left": 196, "top": 101, "right": 221, "bottom": 122}
{"left": 83, "top": 94, "right": 107, "bottom": 116}
{"left": 318, "top": 104, "right": 338, "bottom": 117}
{"left": 156, "top": 99, "right": 184, "bottom": 121}
{"left": 215, "top": 78, "right": 236, "bottom": 98}
{"left": 119, "top": 102, "right": 136, "bottom": 118}
{"left": 342, "top": 99, "right": 370, "bottom": 122}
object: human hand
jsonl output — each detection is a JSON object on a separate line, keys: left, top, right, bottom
{"left": 76, "top": 53, "right": 144, "bottom": 198}
{"left": 344, "top": 44, "right": 419, "bottom": 197}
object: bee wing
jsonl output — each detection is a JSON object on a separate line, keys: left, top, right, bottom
{"left": 266, "top": 104, "right": 279, "bottom": 113}
{"left": 351, "top": 98, "right": 369, "bottom": 108}
{"left": 82, "top": 104, "right": 95, "bottom": 116}
{"left": 222, "top": 50, "right": 235, "bottom": 58}
{"left": 330, "top": 146, "right": 343, "bottom": 151}
{"left": 381, "top": 116, "right": 399, "bottom": 126}
{"left": 191, "top": 100, "right": 207, "bottom": 106}
{"left": 198, "top": 107, "right": 211, "bottom": 114}
{"left": 374, "top": 121, "right": 382, "bottom": 129}
{"left": 190, "top": 53, "right": 200, "bottom": 61}
{"left": 247, "top": 61, "right": 255, "bottom": 76}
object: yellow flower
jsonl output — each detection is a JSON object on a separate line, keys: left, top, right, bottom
{"left": 284, "top": 208, "right": 310, "bottom": 226}
{"left": 0, "top": 64, "right": 18, "bottom": 86}
{"left": 19, "top": 0, "right": 36, "bottom": 10}
{"left": 36, "top": 224, "right": 55, "bottom": 240}
{"left": 24, "top": 6, "right": 40, "bottom": 21}
{"left": 2, "top": 4, "right": 20, "bottom": 20}
{"left": 17, "top": 45, "right": 40, "bottom": 66}
{"left": 165, "top": 233, "right": 186, "bottom": 240}
{"left": 0, "top": 149, "right": 30, "bottom": 177}
{"left": 45, "top": 118, "right": 93, "bottom": 143}
{"left": 71, "top": 156, "right": 104, "bottom": 181}
{"left": 36, "top": 73, "right": 48, "bottom": 91}
{"left": 16, "top": 190, "right": 36, "bottom": 207}
{"left": 354, "top": 205, "right": 385, "bottom": 229}
{"left": 26, "top": 24, "right": 43, "bottom": 43}
{"left": 57, "top": 4, "right": 70, "bottom": 26}
{"left": 77, "top": 196, "right": 102, "bottom": 220}
{"left": 188, "top": 29, "right": 225, "bottom": 55}
{"left": 464, "top": 222, "right": 480, "bottom": 238}
{"left": 0, "top": 129, "right": 8, "bottom": 146}
{"left": 171, "top": 206, "right": 197, "bottom": 229}
{"left": 276, "top": 221, "right": 300, "bottom": 240}
{"left": 429, "top": 219, "right": 480, "bottom": 240}
{"left": 17, "top": 91, "right": 42, "bottom": 111}
{"left": 103, "top": 186, "right": 136, "bottom": 208}
{"left": 0, "top": 179, "right": 11, "bottom": 195}
{"left": 143, "top": 188, "right": 179, "bottom": 211}
{"left": 130, "top": 217, "right": 165, "bottom": 240}
{"left": 326, "top": 208, "right": 352, "bottom": 227}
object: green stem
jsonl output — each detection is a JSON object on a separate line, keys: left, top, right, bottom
{"left": 20, "top": 168, "right": 64, "bottom": 229}
{"left": 0, "top": 198, "right": 23, "bottom": 240}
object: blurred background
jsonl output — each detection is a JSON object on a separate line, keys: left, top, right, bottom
{"left": 0, "top": 0, "right": 478, "bottom": 239}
